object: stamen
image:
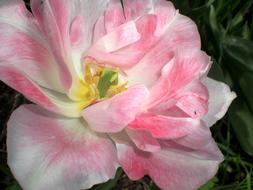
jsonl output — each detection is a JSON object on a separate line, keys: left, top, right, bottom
{"left": 83, "top": 58, "right": 128, "bottom": 101}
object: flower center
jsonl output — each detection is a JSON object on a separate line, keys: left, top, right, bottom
{"left": 83, "top": 58, "right": 128, "bottom": 100}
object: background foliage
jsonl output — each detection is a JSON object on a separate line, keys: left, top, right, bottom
{"left": 0, "top": 0, "right": 253, "bottom": 189}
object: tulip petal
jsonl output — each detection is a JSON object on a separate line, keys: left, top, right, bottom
{"left": 105, "top": 0, "right": 125, "bottom": 32}
{"left": 202, "top": 77, "right": 236, "bottom": 127}
{"left": 128, "top": 113, "right": 202, "bottom": 139}
{"left": 126, "top": 128, "right": 161, "bottom": 152}
{"left": 0, "top": 66, "right": 90, "bottom": 117}
{"left": 88, "top": 14, "right": 158, "bottom": 68}
{"left": 148, "top": 49, "right": 210, "bottom": 109}
{"left": 0, "top": 0, "right": 67, "bottom": 92}
{"left": 7, "top": 105, "right": 119, "bottom": 190}
{"left": 127, "top": 12, "right": 202, "bottom": 88}
{"left": 116, "top": 139, "right": 223, "bottom": 190}
{"left": 82, "top": 85, "right": 150, "bottom": 133}
{"left": 30, "top": 0, "right": 109, "bottom": 92}
{"left": 151, "top": 81, "right": 209, "bottom": 120}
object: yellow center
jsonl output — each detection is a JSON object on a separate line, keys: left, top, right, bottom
{"left": 70, "top": 58, "right": 128, "bottom": 110}
{"left": 84, "top": 58, "right": 128, "bottom": 99}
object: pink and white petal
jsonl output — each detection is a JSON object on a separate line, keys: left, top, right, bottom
{"left": 154, "top": 0, "right": 176, "bottom": 36}
{"left": 126, "top": 128, "right": 161, "bottom": 152}
{"left": 82, "top": 85, "right": 150, "bottom": 133}
{"left": 0, "top": 66, "right": 88, "bottom": 117}
{"left": 202, "top": 77, "right": 236, "bottom": 127}
{"left": 172, "top": 121, "right": 213, "bottom": 149}
{"left": 7, "top": 105, "right": 119, "bottom": 190}
{"left": 30, "top": 0, "right": 78, "bottom": 90}
{"left": 116, "top": 141, "right": 223, "bottom": 190}
{"left": 88, "top": 21, "right": 140, "bottom": 54}
{"left": 0, "top": 0, "right": 66, "bottom": 92}
{"left": 30, "top": 0, "right": 110, "bottom": 92}
{"left": 128, "top": 113, "right": 202, "bottom": 139}
{"left": 88, "top": 14, "right": 158, "bottom": 68}
{"left": 147, "top": 49, "right": 210, "bottom": 108}
{"left": 127, "top": 12, "right": 202, "bottom": 88}
{"left": 105, "top": 0, "right": 125, "bottom": 32}
{"left": 123, "top": 0, "right": 155, "bottom": 20}
{"left": 175, "top": 82, "right": 209, "bottom": 118}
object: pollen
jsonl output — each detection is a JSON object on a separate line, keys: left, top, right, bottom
{"left": 83, "top": 58, "right": 128, "bottom": 100}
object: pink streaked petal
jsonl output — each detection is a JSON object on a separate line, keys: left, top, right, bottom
{"left": 154, "top": 0, "right": 176, "bottom": 36}
{"left": 0, "top": 66, "right": 87, "bottom": 117}
{"left": 82, "top": 85, "right": 150, "bottom": 133}
{"left": 89, "top": 14, "right": 158, "bottom": 68}
{"left": 0, "top": 0, "right": 67, "bottom": 92}
{"left": 69, "top": 16, "right": 86, "bottom": 48}
{"left": 126, "top": 128, "right": 161, "bottom": 152}
{"left": 163, "top": 12, "right": 201, "bottom": 49}
{"left": 123, "top": 0, "right": 154, "bottom": 20}
{"left": 128, "top": 113, "right": 202, "bottom": 139}
{"left": 105, "top": 0, "right": 125, "bottom": 32}
{"left": 93, "top": 16, "right": 106, "bottom": 43}
{"left": 31, "top": 0, "right": 74, "bottom": 89}
{"left": 127, "top": 12, "right": 202, "bottom": 88}
{"left": 87, "top": 21, "right": 140, "bottom": 55}
{"left": 172, "top": 121, "right": 213, "bottom": 149}
{"left": 202, "top": 77, "right": 236, "bottom": 127}
{"left": 116, "top": 141, "right": 223, "bottom": 190}
{"left": 7, "top": 105, "right": 119, "bottom": 190}
{"left": 0, "top": 66, "right": 55, "bottom": 110}
{"left": 31, "top": 0, "right": 110, "bottom": 92}
{"left": 173, "top": 81, "right": 209, "bottom": 118}
{"left": 148, "top": 49, "right": 210, "bottom": 108}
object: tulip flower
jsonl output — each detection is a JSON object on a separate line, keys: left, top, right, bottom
{"left": 0, "top": 0, "right": 236, "bottom": 190}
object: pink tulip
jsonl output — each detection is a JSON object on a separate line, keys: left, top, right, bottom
{"left": 0, "top": 0, "right": 236, "bottom": 190}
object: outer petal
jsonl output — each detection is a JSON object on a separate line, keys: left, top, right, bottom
{"left": 127, "top": 12, "right": 201, "bottom": 88}
{"left": 128, "top": 113, "right": 203, "bottom": 139}
{"left": 147, "top": 48, "right": 210, "bottom": 108}
{"left": 116, "top": 139, "right": 223, "bottom": 190}
{"left": 88, "top": 1, "right": 176, "bottom": 68}
{"left": 0, "top": 0, "right": 66, "bottom": 92}
{"left": 202, "top": 77, "right": 236, "bottom": 127}
{"left": 82, "top": 85, "right": 150, "bottom": 133}
{"left": 126, "top": 128, "right": 161, "bottom": 152}
{"left": 30, "top": 0, "right": 110, "bottom": 97}
{"left": 0, "top": 66, "right": 89, "bottom": 117}
{"left": 7, "top": 105, "right": 119, "bottom": 190}
{"left": 150, "top": 81, "right": 209, "bottom": 119}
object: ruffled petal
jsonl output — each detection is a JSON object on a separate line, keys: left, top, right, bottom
{"left": 82, "top": 85, "right": 149, "bottom": 133}
{"left": 7, "top": 105, "right": 119, "bottom": 190}
{"left": 202, "top": 77, "right": 236, "bottom": 127}
{"left": 126, "top": 128, "right": 161, "bottom": 152}
{"left": 127, "top": 12, "right": 201, "bottom": 88}
{"left": 0, "top": 0, "right": 66, "bottom": 92}
{"left": 116, "top": 139, "right": 223, "bottom": 190}
{"left": 147, "top": 48, "right": 210, "bottom": 108}
{"left": 150, "top": 81, "right": 209, "bottom": 120}
{"left": 128, "top": 113, "right": 202, "bottom": 139}
{"left": 0, "top": 66, "right": 89, "bottom": 117}
{"left": 30, "top": 0, "right": 110, "bottom": 97}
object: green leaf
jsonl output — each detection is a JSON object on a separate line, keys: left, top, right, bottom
{"left": 229, "top": 101, "right": 253, "bottom": 156}
{"left": 5, "top": 183, "right": 22, "bottom": 190}
{"left": 223, "top": 36, "right": 253, "bottom": 72}
{"left": 186, "top": 0, "right": 214, "bottom": 18}
{"left": 229, "top": 1, "right": 253, "bottom": 31}
{"left": 198, "top": 177, "right": 218, "bottom": 190}
{"left": 239, "top": 74, "right": 253, "bottom": 111}
{"left": 97, "top": 69, "right": 118, "bottom": 98}
{"left": 208, "top": 60, "right": 225, "bottom": 82}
